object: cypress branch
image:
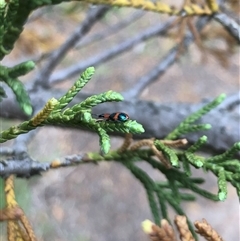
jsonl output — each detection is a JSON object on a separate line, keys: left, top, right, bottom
{"left": 166, "top": 94, "right": 226, "bottom": 140}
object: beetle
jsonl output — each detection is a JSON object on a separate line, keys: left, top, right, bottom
{"left": 97, "top": 112, "right": 129, "bottom": 122}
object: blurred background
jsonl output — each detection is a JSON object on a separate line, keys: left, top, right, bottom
{"left": 0, "top": 1, "right": 239, "bottom": 240}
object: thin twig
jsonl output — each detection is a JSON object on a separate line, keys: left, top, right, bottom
{"left": 75, "top": 11, "right": 145, "bottom": 49}
{"left": 49, "top": 17, "right": 176, "bottom": 84}
{"left": 50, "top": 154, "right": 93, "bottom": 168}
{"left": 122, "top": 46, "right": 178, "bottom": 99}
{"left": 219, "top": 4, "right": 240, "bottom": 25}
{"left": 213, "top": 12, "right": 240, "bottom": 43}
{"left": 0, "top": 153, "right": 94, "bottom": 178}
{"left": 0, "top": 155, "right": 50, "bottom": 178}
{"left": 33, "top": 11, "right": 144, "bottom": 63}
{"left": 122, "top": 16, "right": 210, "bottom": 99}
{"left": 118, "top": 133, "right": 133, "bottom": 153}
{"left": 33, "top": 5, "right": 109, "bottom": 89}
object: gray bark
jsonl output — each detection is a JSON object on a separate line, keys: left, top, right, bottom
{"left": 1, "top": 89, "right": 239, "bottom": 153}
